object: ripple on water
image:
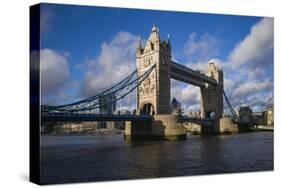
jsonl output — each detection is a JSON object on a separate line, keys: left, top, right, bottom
{"left": 40, "top": 132, "right": 273, "bottom": 184}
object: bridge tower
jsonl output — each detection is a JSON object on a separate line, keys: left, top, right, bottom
{"left": 136, "top": 25, "right": 171, "bottom": 115}
{"left": 200, "top": 61, "right": 224, "bottom": 132}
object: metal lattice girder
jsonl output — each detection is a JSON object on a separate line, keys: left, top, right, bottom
{"left": 48, "top": 69, "right": 137, "bottom": 110}
{"left": 171, "top": 61, "right": 217, "bottom": 86}
{"left": 46, "top": 64, "right": 156, "bottom": 113}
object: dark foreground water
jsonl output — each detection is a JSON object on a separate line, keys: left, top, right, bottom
{"left": 41, "top": 132, "right": 273, "bottom": 184}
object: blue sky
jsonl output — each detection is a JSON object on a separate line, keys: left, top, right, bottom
{"left": 40, "top": 3, "right": 273, "bottom": 113}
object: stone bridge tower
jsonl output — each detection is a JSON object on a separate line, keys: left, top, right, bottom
{"left": 136, "top": 25, "right": 171, "bottom": 115}
{"left": 200, "top": 61, "right": 224, "bottom": 131}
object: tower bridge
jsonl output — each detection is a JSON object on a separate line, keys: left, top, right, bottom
{"left": 134, "top": 25, "right": 224, "bottom": 137}
{"left": 42, "top": 25, "right": 238, "bottom": 139}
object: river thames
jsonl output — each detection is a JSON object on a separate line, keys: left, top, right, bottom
{"left": 41, "top": 132, "right": 273, "bottom": 184}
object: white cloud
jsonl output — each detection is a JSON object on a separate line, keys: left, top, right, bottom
{"left": 234, "top": 90, "right": 273, "bottom": 112}
{"left": 232, "top": 79, "right": 273, "bottom": 99}
{"left": 171, "top": 81, "right": 201, "bottom": 113}
{"left": 81, "top": 31, "right": 138, "bottom": 97}
{"left": 181, "top": 85, "right": 200, "bottom": 104}
{"left": 222, "top": 18, "right": 274, "bottom": 111}
{"left": 229, "top": 18, "right": 273, "bottom": 68}
{"left": 175, "top": 18, "right": 273, "bottom": 113}
{"left": 248, "top": 67, "right": 266, "bottom": 80}
{"left": 40, "top": 49, "right": 70, "bottom": 94}
{"left": 184, "top": 32, "right": 219, "bottom": 62}
{"left": 185, "top": 61, "right": 209, "bottom": 73}
{"left": 186, "top": 104, "right": 201, "bottom": 112}
{"left": 186, "top": 58, "right": 224, "bottom": 74}
{"left": 224, "top": 79, "right": 235, "bottom": 93}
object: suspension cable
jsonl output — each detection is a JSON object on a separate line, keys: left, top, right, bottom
{"left": 48, "top": 64, "right": 156, "bottom": 113}
{"left": 223, "top": 90, "right": 239, "bottom": 120}
{"left": 48, "top": 69, "right": 137, "bottom": 110}
{"left": 65, "top": 64, "right": 155, "bottom": 112}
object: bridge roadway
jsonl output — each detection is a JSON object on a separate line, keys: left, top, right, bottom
{"left": 41, "top": 112, "right": 151, "bottom": 122}
{"left": 171, "top": 61, "right": 217, "bottom": 87}
{"left": 42, "top": 112, "right": 214, "bottom": 127}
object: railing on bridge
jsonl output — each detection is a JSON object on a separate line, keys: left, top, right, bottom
{"left": 41, "top": 112, "right": 151, "bottom": 122}
{"left": 42, "top": 111, "right": 214, "bottom": 128}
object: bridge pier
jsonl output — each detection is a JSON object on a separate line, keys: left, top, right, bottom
{"left": 124, "top": 120, "right": 152, "bottom": 140}
{"left": 219, "top": 117, "right": 239, "bottom": 134}
{"left": 152, "top": 115, "right": 186, "bottom": 140}
{"left": 200, "top": 62, "right": 224, "bottom": 134}
{"left": 124, "top": 115, "right": 186, "bottom": 141}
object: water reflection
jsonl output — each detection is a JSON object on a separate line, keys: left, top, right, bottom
{"left": 41, "top": 132, "right": 273, "bottom": 184}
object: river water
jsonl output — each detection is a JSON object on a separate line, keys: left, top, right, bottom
{"left": 40, "top": 132, "right": 273, "bottom": 184}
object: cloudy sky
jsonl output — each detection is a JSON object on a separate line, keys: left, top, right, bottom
{"left": 40, "top": 3, "right": 273, "bottom": 113}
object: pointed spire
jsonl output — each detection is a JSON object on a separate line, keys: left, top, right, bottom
{"left": 148, "top": 23, "right": 160, "bottom": 44}
{"left": 151, "top": 23, "right": 157, "bottom": 32}
{"left": 137, "top": 36, "right": 142, "bottom": 50}
{"left": 167, "top": 33, "right": 171, "bottom": 46}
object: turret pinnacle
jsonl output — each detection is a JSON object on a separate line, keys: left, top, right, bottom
{"left": 167, "top": 33, "right": 170, "bottom": 46}
{"left": 148, "top": 24, "right": 160, "bottom": 43}
{"left": 151, "top": 23, "right": 157, "bottom": 32}
{"left": 137, "top": 36, "right": 142, "bottom": 50}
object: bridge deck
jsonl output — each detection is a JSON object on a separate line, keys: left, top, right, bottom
{"left": 42, "top": 113, "right": 214, "bottom": 127}
{"left": 42, "top": 113, "right": 151, "bottom": 122}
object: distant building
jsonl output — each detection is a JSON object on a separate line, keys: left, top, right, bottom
{"left": 253, "top": 112, "right": 263, "bottom": 126}
{"left": 263, "top": 106, "right": 274, "bottom": 126}
{"left": 239, "top": 106, "right": 253, "bottom": 126}
{"left": 98, "top": 93, "right": 117, "bottom": 129}
{"left": 99, "top": 93, "right": 116, "bottom": 114}
{"left": 115, "top": 109, "right": 131, "bottom": 115}
{"left": 110, "top": 110, "right": 131, "bottom": 130}
{"left": 171, "top": 97, "right": 182, "bottom": 115}
{"left": 187, "top": 111, "right": 194, "bottom": 117}
{"left": 187, "top": 110, "right": 201, "bottom": 118}
{"left": 41, "top": 121, "right": 100, "bottom": 134}
{"left": 252, "top": 106, "right": 274, "bottom": 127}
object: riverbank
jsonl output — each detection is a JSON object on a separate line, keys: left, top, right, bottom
{"left": 42, "top": 128, "right": 124, "bottom": 135}
{"left": 255, "top": 125, "right": 274, "bottom": 132}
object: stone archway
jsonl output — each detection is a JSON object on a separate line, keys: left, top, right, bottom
{"left": 141, "top": 103, "right": 155, "bottom": 115}
{"left": 205, "top": 111, "right": 216, "bottom": 119}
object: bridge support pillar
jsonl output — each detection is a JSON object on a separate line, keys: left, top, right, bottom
{"left": 124, "top": 120, "right": 152, "bottom": 140}
{"left": 200, "top": 62, "right": 224, "bottom": 133}
{"left": 152, "top": 115, "right": 186, "bottom": 140}
{"left": 124, "top": 115, "right": 186, "bottom": 141}
{"left": 136, "top": 25, "right": 171, "bottom": 115}
{"left": 219, "top": 117, "right": 239, "bottom": 134}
